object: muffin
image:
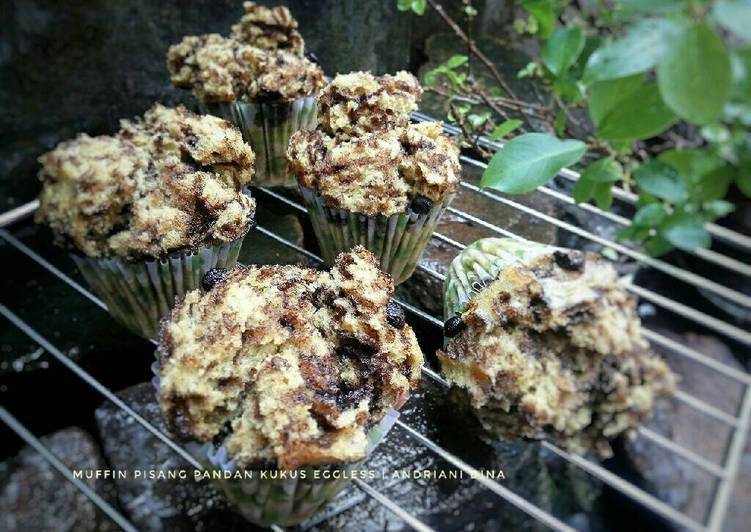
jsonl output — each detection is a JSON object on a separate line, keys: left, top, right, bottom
{"left": 158, "top": 246, "right": 423, "bottom": 526}
{"left": 438, "top": 238, "right": 675, "bottom": 457}
{"left": 36, "top": 104, "right": 256, "bottom": 339}
{"left": 288, "top": 71, "right": 461, "bottom": 284}
{"left": 167, "top": 2, "right": 325, "bottom": 186}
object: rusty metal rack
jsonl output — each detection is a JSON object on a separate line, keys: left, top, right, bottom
{"left": 1, "top": 117, "right": 749, "bottom": 532}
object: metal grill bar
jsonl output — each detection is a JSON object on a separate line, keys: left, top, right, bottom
{"left": 352, "top": 479, "right": 437, "bottom": 532}
{"left": 456, "top": 168, "right": 751, "bottom": 310}
{"left": 252, "top": 187, "right": 751, "bottom": 383}
{"left": 0, "top": 406, "right": 138, "bottom": 532}
{"left": 0, "top": 304, "right": 436, "bottom": 532}
{"left": 412, "top": 111, "right": 751, "bottom": 253}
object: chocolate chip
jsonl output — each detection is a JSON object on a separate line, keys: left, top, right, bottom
{"left": 410, "top": 195, "right": 434, "bottom": 215}
{"left": 385, "top": 300, "right": 405, "bottom": 329}
{"left": 444, "top": 315, "right": 467, "bottom": 337}
{"left": 201, "top": 268, "right": 228, "bottom": 291}
{"left": 553, "top": 250, "right": 585, "bottom": 271}
{"left": 305, "top": 51, "right": 320, "bottom": 65}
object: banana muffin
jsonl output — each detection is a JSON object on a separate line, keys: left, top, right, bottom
{"left": 316, "top": 71, "right": 422, "bottom": 138}
{"left": 159, "top": 246, "right": 423, "bottom": 469}
{"left": 439, "top": 238, "right": 675, "bottom": 457}
{"left": 36, "top": 104, "right": 256, "bottom": 338}
{"left": 230, "top": 1, "right": 304, "bottom": 54}
{"left": 167, "top": 34, "right": 323, "bottom": 103}
{"left": 37, "top": 104, "right": 255, "bottom": 260}
{"left": 287, "top": 71, "right": 460, "bottom": 284}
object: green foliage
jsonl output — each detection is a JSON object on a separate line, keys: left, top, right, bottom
{"left": 597, "top": 82, "right": 677, "bottom": 141}
{"left": 397, "top": 0, "right": 426, "bottom": 15}
{"left": 713, "top": 0, "right": 751, "bottom": 43}
{"left": 542, "top": 27, "right": 585, "bottom": 77}
{"left": 657, "top": 24, "right": 731, "bottom": 125}
{"left": 490, "top": 119, "right": 523, "bottom": 140}
{"left": 518, "top": 0, "right": 561, "bottom": 38}
{"left": 573, "top": 159, "right": 623, "bottom": 209}
{"left": 481, "top": 133, "right": 586, "bottom": 193}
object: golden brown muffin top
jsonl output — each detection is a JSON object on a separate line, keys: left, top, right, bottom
{"left": 288, "top": 121, "right": 460, "bottom": 215}
{"left": 36, "top": 104, "right": 256, "bottom": 259}
{"left": 159, "top": 247, "right": 423, "bottom": 469}
{"left": 167, "top": 3, "right": 323, "bottom": 103}
{"left": 230, "top": 1, "right": 304, "bottom": 54}
{"left": 438, "top": 244, "right": 675, "bottom": 457}
{"left": 167, "top": 34, "right": 323, "bottom": 103}
{"left": 317, "top": 71, "right": 422, "bottom": 138}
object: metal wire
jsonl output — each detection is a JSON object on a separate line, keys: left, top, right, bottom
{"left": 0, "top": 406, "right": 138, "bottom": 532}
{"left": 1, "top": 150, "right": 749, "bottom": 531}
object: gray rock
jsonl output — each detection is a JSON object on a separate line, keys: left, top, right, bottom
{"left": 625, "top": 332, "right": 750, "bottom": 528}
{"left": 94, "top": 383, "right": 251, "bottom": 531}
{"left": 0, "top": 427, "right": 119, "bottom": 532}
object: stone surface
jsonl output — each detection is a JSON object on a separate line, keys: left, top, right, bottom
{"left": 624, "top": 332, "right": 750, "bottom": 528}
{"left": 0, "top": 427, "right": 119, "bottom": 532}
{"left": 94, "top": 382, "right": 252, "bottom": 531}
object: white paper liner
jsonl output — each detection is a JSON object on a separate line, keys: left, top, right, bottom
{"left": 199, "top": 95, "right": 318, "bottom": 187}
{"left": 443, "top": 238, "right": 562, "bottom": 320}
{"left": 72, "top": 236, "right": 246, "bottom": 339}
{"left": 300, "top": 186, "right": 455, "bottom": 285}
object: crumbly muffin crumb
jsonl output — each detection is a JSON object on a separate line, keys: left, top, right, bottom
{"left": 438, "top": 245, "right": 675, "bottom": 457}
{"left": 159, "top": 246, "right": 423, "bottom": 469}
{"left": 36, "top": 104, "right": 256, "bottom": 259}
{"left": 230, "top": 1, "right": 304, "bottom": 54}
{"left": 288, "top": 121, "right": 460, "bottom": 216}
{"left": 317, "top": 71, "right": 422, "bottom": 138}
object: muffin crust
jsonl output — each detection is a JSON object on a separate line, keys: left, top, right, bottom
{"left": 36, "top": 104, "right": 256, "bottom": 259}
{"left": 438, "top": 245, "right": 675, "bottom": 457}
{"left": 167, "top": 3, "right": 323, "bottom": 103}
{"left": 159, "top": 247, "right": 423, "bottom": 469}
{"left": 230, "top": 1, "right": 304, "bottom": 54}
{"left": 288, "top": 121, "right": 460, "bottom": 216}
{"left": 317, "top": 71, "right": 422, "bottom": 138}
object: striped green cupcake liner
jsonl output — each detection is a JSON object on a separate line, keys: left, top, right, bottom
{"left": 150, "top": 360, "right": 398, "bottom": 528}
{"left": 444, "top": 237, "right": 559, "bottom": 320}
{"left": 72, "top": 236, "right": 246, "bottom": 339}
{"left": 199, "top": 96, "right": 318, "bottom": 187}
{"left": 300, "top": 187, "right": 455, "bottom": 285}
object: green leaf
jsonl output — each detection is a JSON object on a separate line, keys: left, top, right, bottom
{"left": 588, "top": 74, "right": 643, "bottom": 127}
{"left": 644, "top": 235, "right": 674, "bottom": 256}
{"left": 659, "top": 211, "right": 711, "bottom": 250}
{"left": 520, "top": 0, "right": 560, "bottom": 38}
{"left": 658, "top": 149, "right": 731, "bottom": 200}
{"left": 597, "top": 82, "right": 677, "bottom": 141}
{"left": 573, "top": 176, "right": 595, "bottom": 203}
{"left": 731, "top": 47, "right": 751, "bottom": 103}
{"left": 584, "top": 18, "right": 682, "bottom": 82}
{"left": 580, "top": 158, "right": 622, "bottom": 183}
{"left": 593, "top": 182, "right": 614, "bottom": 210}
{"left": 702, "top": 200, "right": 735, "bottom": 220}
{"left": 554, "top": 108, "right": 567, "bottom": 136}
{"left": 657, "top": 24, "right": 732, "bottom": 125}
{"left": 397, "top": 0, "right": 425, "bottom": 14}
{"left": 615, "top": 0, "right": 687, "bottom": 16}
{"left": 481, "top": 133, "right": 587, "bottom": 194}
{"left": 489, "top": 119, "right": 523, "bottom": 140}
{"left": 633, "top": 203, "right": 666, "bottom": 227}
{"left": 542, "top": 27, "right": 585, "bottom": 77}
{"left": 713, "top": 0, "right": 751, "bottom": 43}
{"left": 446, "top": 55, "right": 468, "bottom": 69}
{"left": 633, "top": 160, "right": 689, "bottom": 202}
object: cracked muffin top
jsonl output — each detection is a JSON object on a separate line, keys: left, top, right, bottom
{"left": 438, "top": 239, "right": 675, "bottom": 457}
{"left": 167, "top": 3, "right": 323, "bottom": 103}
{"left": 317, "top": 71, "right": 422, "bottom": 138}
{"left": 158, "top": 246, "right": 423, "bottom": 469}
{"left": 230, "top": 1, "right": 304, "bottom": 54}
{"left": 36, "top": 104, "right": 256, "bottom": 259}
{"left": 288, "top": 121, "right": 460, "bottom": 216}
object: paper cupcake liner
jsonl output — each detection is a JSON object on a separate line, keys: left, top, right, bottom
{"left": 199, "top": 96, "right": 318, "bottom": 187}
{"left": 150, "top": 360, "right": 398, "bottom": 527}
{"left": 443, "top": 237, "right": 559, "bottom": 320}
{"left": 300, "top": 187, "right": 455, "bottom": 285}
{"left": 72, "top": 236, "right": 246, "bottom": 339}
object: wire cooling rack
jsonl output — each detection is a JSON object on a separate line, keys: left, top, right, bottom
{"left": 1, "top": 115, "right": 749, "bottom": 532}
